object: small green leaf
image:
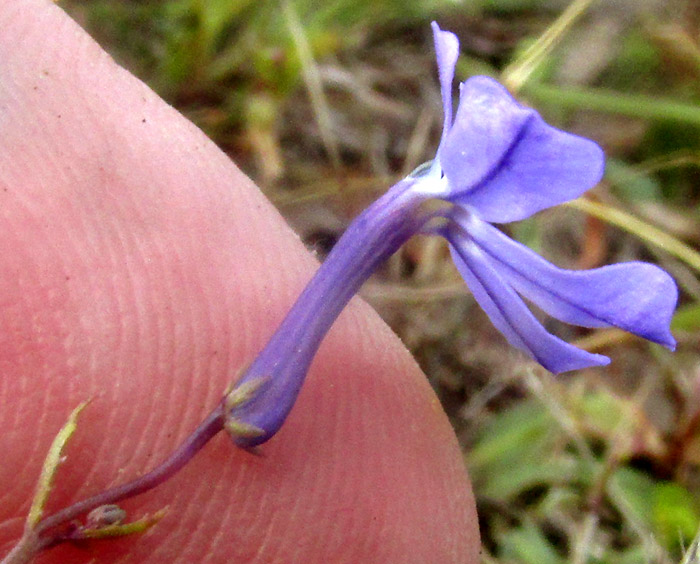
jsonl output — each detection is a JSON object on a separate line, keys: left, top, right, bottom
{"left": 672, "top": 302, "right": 700, "bottom": 331}
{"left": 500, "top": 522, "right": 565, "bottom": 564}
{"left": 469, "top": 400, "right": 557, "bottom": 470}
{"left": 606, "top": 158, "right": 662, "bottom": 202}
{"left": 652, "top": 482, "right": 699, "bottom": 550}
{"left": 613, "top": 544, "right": 652, "bottom": 564}
{"left": 577, "top": 390, "right": 625, "bottom": 437}
{"left": 607, "top": 467, "right": 656, "bottom": 534}
{"left": 479, "top": 456, "right": 578, "bottom": 501}
{"left": 27, "top": 402, "right": 89, "bottom": 529}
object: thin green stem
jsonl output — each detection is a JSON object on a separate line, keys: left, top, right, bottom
{"left": 503, "top": 0, "right": 597, "bottom": 92}
{"left": 1, "top": 405, "right": 227, "bottom": 564}
{"left": 36, "top": 405, "right": 225, "bottom": 536}
{"left": 524, "top": 82, "right": 700, "bottom": 127}
{"left": 567, "top": 198, "right": 700, "bottom": 274}
{"left": 282, "top": 0, "right": 341, "bottom": 169}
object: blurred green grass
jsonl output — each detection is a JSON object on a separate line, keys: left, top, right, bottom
{"left": 60, "top": 0, "right": 700, "bottom": 562}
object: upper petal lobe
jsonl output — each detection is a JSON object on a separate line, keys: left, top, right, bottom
{"left": 431, "top": 22, "right": 459, "bottom": 150}
{"left": 440, "top": 77, "right": 605, "bottom": 223}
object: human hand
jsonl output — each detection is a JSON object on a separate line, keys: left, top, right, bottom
{"left": 0, "top": 1, "right": 479, "bottom": 562}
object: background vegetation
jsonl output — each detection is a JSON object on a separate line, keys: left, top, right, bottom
{"left": 60, "top": 0, "right": 700, "bottom": 562}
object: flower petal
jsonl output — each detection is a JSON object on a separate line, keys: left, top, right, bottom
{"left": 456, "top": 210, "right": 678, "bottom": 349}
{"left": 439, "top": 77, "right": 531, "bottom": 198}
{"left": 439, "top": 76, "right": 604, "bottom": 223}
{"left": 431, "top": 22, "right": 460, "bottom": 151}
{"left": 446, "top": 227, "right": 610, "bottom": 374}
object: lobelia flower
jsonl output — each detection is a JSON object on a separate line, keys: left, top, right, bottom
{"left": 224, "top": 22, "right": 677, "bottom": 448}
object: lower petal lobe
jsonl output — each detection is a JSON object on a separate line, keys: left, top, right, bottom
{"left": 447, "top": 228, "right": 610, "bottom": 374}
{"left": 460, "top": 212, "right": 677, "bottom": 349}
{"left": 440, "top": 77, "right": 604, "bottom": 224}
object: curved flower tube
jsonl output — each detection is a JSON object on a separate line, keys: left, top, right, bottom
{"left": 225, "top": 23, "right": 677, "bottom": 448}
{"left": 225, "top": 179, "right": 431, "bottom": 446}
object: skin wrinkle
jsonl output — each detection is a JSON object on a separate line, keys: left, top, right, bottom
{"left": 233, "top": 468, "right": 281, "bottom": 563}
{"left": 290, "top": 382, "right": 344, "bottom": 559}
{"left": 83, "top": 243, "right": 154, "bottom": 485}
{"left": 0, "top": 273, "right": 33, "bottom": 516}
{"left": 203, "top": 491, "right": 238, "bottom": 564}
{"left": 287, "top": 464, "right": 331, "bottom": 562}
{"left": 0, "top": 212, "right": 80, "bottom": 516}
{"left": 283, "top": 484, "right": 320, "bottom": 562}
{"left": 97, "top": 222, "right": 154, "bottom": 472}
{"left": 295, "top": 351, "right": 390, "bottom": 562}
{"left": 21, "top": 39, "right": 109, "bottom": 199}
{"left": 74, "top": 221, "right": 164, "bottom": 509}
{"left": 171, "top": 304, "right": 205, "bottom": 446}
{"left": 0, "top": 5, "right": 41, "bottom": 109}
{"left": 178, "top": 222, "right": 237, "bottom": 403}
{"left": 7, "top": 63, "right": 144, "bottom": 490}
{"left": 214, "top": 470, "right": 258, "bottom": 561}
{"left": 193, "top": 243, "right": 232, "bottom": 403}
{"left": 90, "top": 122, "right": 231, "bottom": 472}
{"left": 326, "top": 332, "right": 448, "bottom": 556}
{"left": 154, "top": 163, "right": 258, "bottom": 401}
{"left": 134, "top": 455, "right": 209, "bottom": 562}
{"left": 0, "top": 431, "right": 28, "bottom": 522}
{"left": 206, "top": 172, "right": 304, "bottom": 365}
{"left": 202, "top": 469, "right": 248, "bottom": 560}
{"left": 350, "top": 395, "right": 387, "bottom": 560}
{"left": 370, "top": 419, "right": 410, "bottom": 561}
{"left": 166, "top": 474, "right": 211, "bottom": 562}
{"left": 282, "top": 459, "right": 330, "bottom": 561}
{"left": 3, "top": 40, "right": 252, "bottom": 540}
{"left": 250, "top": 511, "right": 280, "bottom": 563}
{"left": 0, "top": 519, "right": 23, "bottom": 542}
{"left": 215, "top": 192, "right": 260, "bottom": 363}
{"left": 291, "top": 488, "right": 330, "bottom": 563}
{"left": 146, "top": 252, "right": 191, "bottom": 463}
{"left": 254, "top": 239, "right": 312, "bottom": 331}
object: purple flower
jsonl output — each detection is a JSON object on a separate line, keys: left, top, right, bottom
{"left": 224, "top": 23, "right": 677, "bottom": 447}
{"left": 425, "top": 22, "right": 676, "bottom": 373}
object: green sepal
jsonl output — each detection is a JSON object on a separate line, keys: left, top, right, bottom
{"left": 224, "top": 418, "right": 266, "bottom": 439}
{"left": 77, "top": 508, "right": 167, "bottom": 540}
{"left": 224, "top": 376, "right": 267, "bottom": 411}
